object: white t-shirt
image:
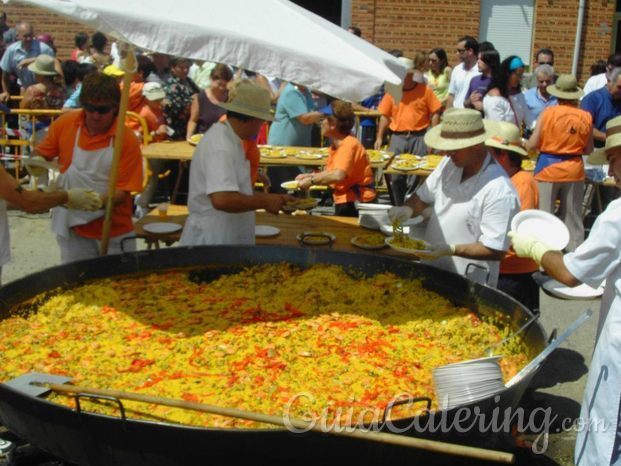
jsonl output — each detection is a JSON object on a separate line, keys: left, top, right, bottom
{"left": 0, "top": 200, "right": 9, "bottom": 269}
{"left": 483, "top": 93, "right": 534, "bottom": 129}
{"left": 447, "top": 62, "right": 481, "bottom": 108}
{"left": 180, "top": 121, "right": 255, "bottom": 246}
{"left": 566, "top": 197, "right": 621, "bottom": 465}
{"left": 416, "top": 154, "right": 519, "bottom": 286}
{"left": 582, "top": 73, "right": 607, "bottom": 98}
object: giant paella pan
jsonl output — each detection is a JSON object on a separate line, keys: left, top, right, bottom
{"left": 0, "top": 246, "right": 547, "bottom": 465}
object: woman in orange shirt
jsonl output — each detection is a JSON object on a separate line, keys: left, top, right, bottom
{"left": 296, "top": 100, "right": 376, "bottom": 216}
{"left": 525, "top": 74, "right": 593, "bottom": 251}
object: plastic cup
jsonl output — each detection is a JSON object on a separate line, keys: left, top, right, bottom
{"left": 157, "top": 203, "right": 168, "bottom": 220}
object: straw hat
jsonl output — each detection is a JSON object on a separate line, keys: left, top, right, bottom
{"left": 27, "top": 55, "right": 57, "bottom": 76}
{"left": 217, "top": 79, "right": 273, "bottom": 121}
{"left": 588, "top": 115, "right": 621, "bottom": 165}
{"left": 484, "top": 121, "right": 528, "bottom": 157}
{"left": 546, "top": 74, "right": 583, "bottom": 100}
{"left": 424, "top": 108, "right": 491, "bottom": 151}
{"left": 142, "top": 82, "right": 165, "bottom": 101}
{"left": 103, "top": 64, "right": 125, "bottom": 78}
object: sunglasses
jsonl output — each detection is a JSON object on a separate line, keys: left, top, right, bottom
{"left": 538, "top": 61, "right": 553, "bottom": 66}
{"left": 83, "top": 102, "right": 114, "bottom": 114}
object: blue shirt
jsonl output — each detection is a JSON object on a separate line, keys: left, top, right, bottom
{"left": 523, "top": 87, "right": 557, "bottom": 121}
{"left": 581, "top": 86, "right": 621, "bottom": 135}
{"left": 63, "top": 83, "right": 82, "bottom": 109}
{"left": 268, "top": 83, "right": 315, "bottom": 146}
{"left": 359, "top": 88, "right": 384, "bottom": 127}
{"left": 0, "top": 40, "right": 54, "bottom": 88}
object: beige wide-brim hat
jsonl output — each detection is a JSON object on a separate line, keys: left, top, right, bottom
{"left": 588, "top": 115, "right": 621, "bottom": 165}
{"left": 546, "top": 74, "right": 583, "bottom": 100}
{"left": 27, "top": 55, "right": 57, "bottom": 76}
{"left": 218, "top": 79, "right": 273, "bottom": 121}
{"left": 484, "top": 121, "right": 528, "bottom": 157}
{"left": 424, "top": 108, "right": 491, "bottom": 151}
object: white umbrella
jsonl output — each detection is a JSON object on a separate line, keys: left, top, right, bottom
{"left": 4, "top": 0, "right": 405, "bottom": 101}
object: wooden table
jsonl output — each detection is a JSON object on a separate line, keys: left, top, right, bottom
{"left": 142, "top": 142, "right": 390, "bottom": 169}
{"left": 134, "top": 205, "right": 416, "bottom": 259}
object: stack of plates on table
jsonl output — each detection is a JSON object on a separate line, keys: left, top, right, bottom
{"left": 433, "top": 357, "right": 505, "bottom": 410}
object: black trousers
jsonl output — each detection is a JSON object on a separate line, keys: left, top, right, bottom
{"left": 497, "top": 272, "right": 540, "bottom": 312}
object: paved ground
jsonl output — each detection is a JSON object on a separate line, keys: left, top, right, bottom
{"left": 0, "top": 211, "right": 600, "bottom": 466}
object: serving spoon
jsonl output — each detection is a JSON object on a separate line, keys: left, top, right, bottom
{"left": 484, "top": 313, "right": 540, "bottom": 357}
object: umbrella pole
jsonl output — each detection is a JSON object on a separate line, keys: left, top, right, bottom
{"left": 100, "top": 44, "right": 136, "bottom": 256}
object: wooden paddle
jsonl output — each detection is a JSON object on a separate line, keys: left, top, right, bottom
{"left": 41, "top": 382, "right": 515, "bottom": 464}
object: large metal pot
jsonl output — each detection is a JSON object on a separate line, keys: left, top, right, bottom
{"left": 0, "top": 246, "right": 547, "bottom": 465}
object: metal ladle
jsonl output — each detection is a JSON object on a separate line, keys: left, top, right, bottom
{"left": 484, "top": 313, "right": 540, "bottom": 357}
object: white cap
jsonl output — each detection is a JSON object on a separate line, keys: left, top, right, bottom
{"left": 142, "top": 82, "right": 166, "bottom": 101}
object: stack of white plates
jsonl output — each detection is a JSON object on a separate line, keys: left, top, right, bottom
{"left": 433, "top": 357, "right": 505, "bottom": 410}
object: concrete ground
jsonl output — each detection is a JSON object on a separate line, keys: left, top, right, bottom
{"left": 1, "top": 211, "right": 599, "bottom": 466}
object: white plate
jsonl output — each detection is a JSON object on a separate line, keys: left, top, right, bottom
{"left": 385, "top": 236, "right": 431, "bottom": 255}
{"left": 511, "top": 210, "right": 570, "bottom": 251}
{"left": 295, "top": 153, "right": 323, "bottom": 160}
{"left": 378, "top": 216, "right": 424, "bottom": 235}
{"left": 542, "top": 279, "right": 604, "bottom": 299}
{"left": 282, "top": 198, "right": 318, "bottom": 213}
{"left": 356, "top": 203, "right": 391, "bottom": 211}
{"left": 143, "top": 222, "right": 182, "bottom": 234}
{"left": 350, "top": 235, "right": 387, "bottom": 250}
{"left": 255, "top": 225, "right": 280, "bottom": 238}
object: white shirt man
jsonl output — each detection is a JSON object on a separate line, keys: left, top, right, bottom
{"left": 446, "top": 36, "right": 481, "bottom": 109}
{"left": 389, "top": 109, "right": 519, "bottom": 287}
{"left": 180, "top": 80, "right": 291, "bottom": 246}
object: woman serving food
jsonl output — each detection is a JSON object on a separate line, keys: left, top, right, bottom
{"left": 296, "top": 100, "right": 376, "bottom": 217}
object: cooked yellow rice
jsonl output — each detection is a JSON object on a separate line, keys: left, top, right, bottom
{"left": 0, "top": 264, "right": 528, "bottom": 428}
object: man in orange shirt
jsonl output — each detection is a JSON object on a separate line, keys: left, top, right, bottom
{"left": 34, "top": 72, "right": 143, "bottom": 263}
{"left": 525, "top": 74, "right": 593, "bottom": 251}
{"left": 487, "top": 122, "right": 540, "bottom": 311}
{"left": 375, "top": 56, "right": 441, "bottom": 205}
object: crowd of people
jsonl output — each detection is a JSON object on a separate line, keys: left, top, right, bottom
{"left": 0, "top": 14, "right": 620, "bottom": 465}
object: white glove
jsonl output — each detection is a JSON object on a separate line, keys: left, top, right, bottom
{"left": 24, "top": 156, "right": 48, "bottom": 178}
{"left": 508, "top": 231, "right": 554, "bottom": 264}
{"left": 41, "top": 180, "right": 58, "bottom": 193}
{"left": 66, "top": 188, "right": 103, "bottom": 211}
{"left": 388, "top": 205, "right": 413, "bottom": 224}
{"left": 415, "top": 243, "right": 455, "bottom": 260}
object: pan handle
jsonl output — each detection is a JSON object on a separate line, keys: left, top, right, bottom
{"left": 74, "top": 392, "right": 128, "bottom": 423}
{"left": 120, "top": 235, "right": 138, "bottom": 254}
{"left": 381, "top": 396, "right": 431, "bottom": 424}
{"left": 465, "top": 263, "right": 490, "bottom": 285}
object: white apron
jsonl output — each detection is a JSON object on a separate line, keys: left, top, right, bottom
{"left": 180, "top": 210, "right": 255, "bottom": 246}
{"left": 51, "top": 127, "right": 110, "bottom": 238}
{"left": 575, "top": 303, "right": 621, "bottom": 465}
{"left": 422, "top": 156, "right": 498, "bottom": 286}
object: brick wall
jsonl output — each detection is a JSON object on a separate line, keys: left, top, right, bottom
{"left": 352, "top": 0, "right": 615, "bottom": 84}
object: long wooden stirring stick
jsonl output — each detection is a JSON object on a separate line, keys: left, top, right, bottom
{"left": 43, "top": 382, "right": 515, "bottom": 464}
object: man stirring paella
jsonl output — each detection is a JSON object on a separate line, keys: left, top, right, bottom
{"left": 388, "top": 109, "right": 519, "bottom": 287}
